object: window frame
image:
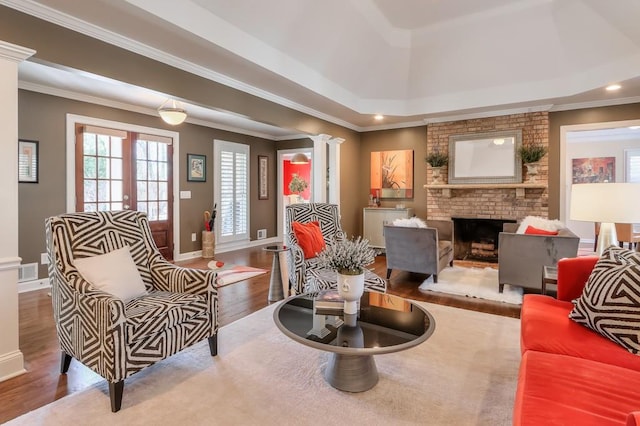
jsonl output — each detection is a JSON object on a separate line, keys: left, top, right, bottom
{"left": 214, "top": 140, "right": 250, "bottom": 244}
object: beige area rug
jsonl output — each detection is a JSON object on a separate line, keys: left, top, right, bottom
{"left": 420, "top": 266, "right": 523, "bottom": 305}
{"left": 207, "top": 260, "right": 267, "bottom": 287}
{"left": 7, "top": 302, "right": 521, "bottom": 426}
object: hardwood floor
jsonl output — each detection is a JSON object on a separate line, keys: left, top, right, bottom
{"left": 0, "top": 244, "right": 520, "bottom": 423}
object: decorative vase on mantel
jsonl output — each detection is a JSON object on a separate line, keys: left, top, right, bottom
{"left": 431, "top": 166, "right": 444, "bottom": 184}
{"left": 337, "top": 270, "right": 365, "bottom": 314}
{"left": 524, "top": 162, "right": 540, "bottom": 183}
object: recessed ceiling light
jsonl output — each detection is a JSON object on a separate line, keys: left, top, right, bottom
{"left": 629, "top": 126, "right": 640, "bottom": 130}
{"left": 374, "top": 114, "right": 384, "bottom": 121}
{"left": 606, "top": 84, "right": 621, "bottom": 91}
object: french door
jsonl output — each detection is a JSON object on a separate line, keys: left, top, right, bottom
{"left": 75, "top": 124, "right": 174, "bottom": 260}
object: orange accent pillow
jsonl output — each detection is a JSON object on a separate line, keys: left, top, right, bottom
{"left": 292, "top": 221, "right": 326, "bottom": 259}
{"left": 524, "top": 225, "right": 559, "bottom": 236}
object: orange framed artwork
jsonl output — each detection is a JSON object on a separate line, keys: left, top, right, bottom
{"left": 370, "top": 150, "right": 413, "bottom": 199}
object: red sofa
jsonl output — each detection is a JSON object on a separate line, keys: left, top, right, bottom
{"left": 514, "top": 256, "right": 640, "bottom": 426}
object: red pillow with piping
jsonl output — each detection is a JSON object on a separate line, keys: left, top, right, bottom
{"left": 292, "top": 221, "right": 326, "bottom": 259}
{"left": 524, "top": 225, "right": 559, "bottom": 235}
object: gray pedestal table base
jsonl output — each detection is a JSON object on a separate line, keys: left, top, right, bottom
{"left": 324, "top": 353, "right": 378, "bottom": 392}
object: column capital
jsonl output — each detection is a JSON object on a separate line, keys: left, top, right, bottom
{"left": 0, "top": 41, "right": 36, "bottom": 63}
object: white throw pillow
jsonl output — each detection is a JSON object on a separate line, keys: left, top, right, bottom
{"left": 516, "top": 216, "right": 566, "bottom": 234}
{"left": 392, "top": 217, "right": 428, "bottom": 228}
{"left": 73, "top": 246, "right": 148, "bottom": 302}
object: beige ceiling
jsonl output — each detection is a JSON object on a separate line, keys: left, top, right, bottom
{"left": 8, "top": 0, "right": 640, "bottom": 135}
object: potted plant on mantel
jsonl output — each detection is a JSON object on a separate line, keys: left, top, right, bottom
{"left": 425, "top": 150, "right": 448, "bottom": 184}
{"left": 316, "top": 236, "right": 376, "bottom": 314}
{"left": 518, "top": 144, "right": 548, "bottom": 183}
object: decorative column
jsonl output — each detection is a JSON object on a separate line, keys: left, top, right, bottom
{"left": 0, "top": 40, "right": 35, "bottom": 382}
{"left": 309, "top": 133, "right": 332, "bottom": 203}
{"left": 327, "top": 137, "right": 345, "bottom": 204}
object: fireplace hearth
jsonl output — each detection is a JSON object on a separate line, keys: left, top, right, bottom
{"left": 452, "top": 217, "right": 516, "bottom": 262}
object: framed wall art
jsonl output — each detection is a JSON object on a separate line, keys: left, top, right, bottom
{"left": 18, "top": 139, "right": 39, "bottom": 183}
{"left": 258, "top": 155, "right": 268, "bottom": 200}
{"left": 187, "top": 153, "right": 206, "bottom": 182}
{"left": 370, "top": 149, "right": 414, "bottom": 199}
{"left": 572, "top": 157, "right": 615, "bottom": 183}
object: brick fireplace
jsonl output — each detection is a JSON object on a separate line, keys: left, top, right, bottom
{"left": 426, "top": 112, "right": 549, "bottom": 220}
{"left": 425, "top": 112, "right": 550, "bottom": 260}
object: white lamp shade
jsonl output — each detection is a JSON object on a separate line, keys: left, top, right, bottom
{"left": 570, "top": 183, "right": 640, "bottom": 223}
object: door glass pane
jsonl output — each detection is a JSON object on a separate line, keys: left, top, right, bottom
{"left": 148, "top": 201, "right": 158, "bottom": 220}
{"left": 84, "top": 157, "right": 96, "bottom": 179}
{"left": 136, "top": 141, "right": 147, "bottom": 160}
{"left": 98, "top": 202, "right": 110, "bottom": 211}
{"left": 97, "top": 135, "right": 109, "bottom": 156}
{"left": 111, "top": 202, "right": 123, "bottom": 210}
{"left": 148, "top": 141, "right": 158, "bottom": 161}
{"left": 137, "top": 181, "right": 147, "bottom": 201}
{"left": 84, "top": 180, "right": 97, "bottom": 202}
{"left": 148, "top": 161, "right": 158, "bottom": 180}
{"left": 158, "top": 162, "right": 168, "bottom": 180}
{"left": 111, "top": 138, "right": 123, "bottom": 158}
{"left": 97, "top": 157, "right": 109, "bottom": 179}
{"left": 159, "top": 182, "right": 168, "bottom": 200}
{"left": 111, "top": 158, "right": 123, "bottom": 180}
{"left": 137, "top": 160, "right": 148, "bottom": 180}
{"left": 83, "top": 134, "right": 96, "bottom": 155}
{"left": 84, "top": 203, "right": 97, "bottom": 212}
{"left": 148, "top": 181, "right": 158, "bottom": 200}
{"left": 158, "top": 143, "right": 167, "bottom": 161}
{"left": 97, "top": 180, "right": 109, "bottom": 202}
{"left": 111, "top": 181, "right": 123, "bottom": 201}
{"left": 137, "top": 201, "right": 147, "bottom": 214}
{"left": 159, "top": 201, "right": 168, "bottom": 220}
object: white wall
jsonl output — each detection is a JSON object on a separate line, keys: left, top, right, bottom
{"left": 564, "top": 132, "right": 640, "bottom": 242}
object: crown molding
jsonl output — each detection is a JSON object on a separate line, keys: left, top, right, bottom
{"left": 18, "top": 81, "right": 296, "bottom": 140}
{"left": 3, "top": 0, "right": 360, "bottom": 132}
{"left": 549, "top": 96, "right": 640, "bottom": 112}
{"left": 0, "top": 40, "right": 35, "bottom": 62}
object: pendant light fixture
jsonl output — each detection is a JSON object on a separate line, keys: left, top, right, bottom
{"left": 158, "top": 99, "right": 187, "bottom": 125}
{"left": 290, "top": 152, "right": 309, "bottom": 164}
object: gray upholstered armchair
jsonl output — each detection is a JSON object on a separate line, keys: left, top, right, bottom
{"left": 46, "top": 210, "right": 218, "bottom": 412}
{"left": 498, "top": 222, "right": 580, "bottom": 293}
{"left": 383, "top": 220, "right": 454, "bottom": 283}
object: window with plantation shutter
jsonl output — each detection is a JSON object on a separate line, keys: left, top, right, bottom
{"left": 215, "top": 140, "right": 249, "bottom": 243}
{"left": 625, "top": 149, "right": 640, "bottom": 183}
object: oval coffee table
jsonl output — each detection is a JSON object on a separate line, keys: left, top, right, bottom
{"left": 273, "top": 291, "right": 435, "bottom": 392}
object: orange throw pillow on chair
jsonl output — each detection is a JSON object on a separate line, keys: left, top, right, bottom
{"left": 292, "top": 221, "right": 326, "bottom": 259}
{"left": 524, "top": 225, "right": 559, "bottom": 236}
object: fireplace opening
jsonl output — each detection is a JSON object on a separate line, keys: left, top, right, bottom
{"left": 452, "top": 217, "right": 517, "bottom": 263}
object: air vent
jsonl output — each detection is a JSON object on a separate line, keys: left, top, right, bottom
{"left": 257, "top": 229, "right": 267, "bottom": 240}
{"left": 18, "top": 263, "right": 38, "bottom": 282}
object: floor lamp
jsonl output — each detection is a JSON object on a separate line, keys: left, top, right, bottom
{"left": 570, "top": 183, "right": 640, "bottom": 255}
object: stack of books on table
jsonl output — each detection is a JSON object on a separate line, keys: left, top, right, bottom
{"left": 313, "top": 290, "right": 344, "bottom": 315}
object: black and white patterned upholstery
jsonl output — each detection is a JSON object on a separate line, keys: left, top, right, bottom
{"left": 45, "top": 211, "right": 218, "bottom": 412}
{"left": 284, "top": 203, "right": 386, "bottom": 294}
{"left": 569, "top": 246, "right": 640, "bottom": 354}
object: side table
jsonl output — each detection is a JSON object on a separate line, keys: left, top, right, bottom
{"left": 542, "top": 265, "right": 558, "bottom": 295}
{"left": 263, "top": 244, "right": 290, "bottom": 302}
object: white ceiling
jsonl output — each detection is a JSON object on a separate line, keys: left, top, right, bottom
{"left": 7, "top": 0, "right": 640, "bottom": 138}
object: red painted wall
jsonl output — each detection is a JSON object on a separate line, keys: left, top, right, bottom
{"left": 283, "top": 160, "right": 312, "bottom": 200}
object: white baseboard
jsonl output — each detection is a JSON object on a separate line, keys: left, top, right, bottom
{"left": 0, "top": 350, "right": 26, "bottom": 382}
{"left": 18, "top": 278, "right": 51, "bottom": 293}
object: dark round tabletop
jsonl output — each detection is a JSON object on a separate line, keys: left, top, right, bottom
{"left": 273, "top": 291, "right": 435, "bottom": 356}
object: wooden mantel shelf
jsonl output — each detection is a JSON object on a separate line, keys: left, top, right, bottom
{"left": 423, "top": 183, "right": 547, "bottom": 198}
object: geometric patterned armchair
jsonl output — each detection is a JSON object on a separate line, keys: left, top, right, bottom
{"left": 284, "top": 203, "right": 346, "bottom": 295}
{"left": 284, "top": 203, "right": 386, "bottom": 295}
{"left": 45, "top": 210, "right": 218, "bottom": 412}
